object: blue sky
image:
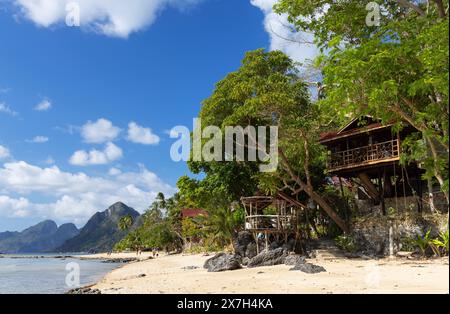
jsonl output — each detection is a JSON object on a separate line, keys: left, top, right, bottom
{"left": 0, "top": 0, "right": 316, "bottom": 231}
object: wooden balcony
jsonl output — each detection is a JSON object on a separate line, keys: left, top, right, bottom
{"left": 327, "top": 139, "right": 400, "bottom": 173}
{"left": 245, "top": 215, "right": 297, "bottom": 232}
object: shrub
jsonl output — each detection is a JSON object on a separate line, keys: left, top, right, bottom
{"left": 431, "top": 228, "right": 449, "bottom": 256}
{"left": 335, "top": 235, "right": 358, "bottom": 253}
{"left": 410, "top": 229, "right": 433, "bottom": 256}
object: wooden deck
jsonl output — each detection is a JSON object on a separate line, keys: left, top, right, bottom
{"left": 327, "top": 139, "right": 400, "bottom": 173}
{"left": 245, "top": 214, "right": 297, "bottom": 233}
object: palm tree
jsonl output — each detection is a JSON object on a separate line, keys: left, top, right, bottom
{"left": 205, "top": 206, "right": 235, "bottom": 248}
{"left": 118, "top": 215, "right": 134, "bottom": 231}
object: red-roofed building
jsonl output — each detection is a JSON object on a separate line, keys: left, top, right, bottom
{"left": 181, "top": 208, "right": 207, "bottom": 219}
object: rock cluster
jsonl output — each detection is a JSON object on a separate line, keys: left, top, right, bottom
{"left": 289, "top": 262, "right": 326, "bottom": 274}
{"left": 351, "top": 213, "right": 448, "bottom": 256}
{"left": 234, "top": 231, "right": 298, "bottom": 259}
{"left": 205, "top": 231, "right": 326, "bottom": 274}
{"left": 100, "top": 258, "right": 138, "bottom": 263}
{"left": 233, "top": 231, "right": 258, "bottom": 259}
{"left": 203, "top": 253, "right": 242, "bottom": 272}
{"left": 247, "top": 248, "right": 288, "bottom": 268}
{"left": 66, "top": 287, "right": 101, "bottom": 294}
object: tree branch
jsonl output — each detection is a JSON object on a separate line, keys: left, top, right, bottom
{"left": 397, "top": 0, "right": 427, "bottom": 16}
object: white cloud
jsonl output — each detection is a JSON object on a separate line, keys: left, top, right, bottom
{"left": 28, "top": 136, "right": 49, "bottom": 143}
{"left": 127, "top": 122, "right": 160, "bottom": 145}
{"left": 0, "top": 196, "right": 30, "bottom": 218}
{"left": 81, "top": 118, "right": 121, "bottom": 143}
{"left": 13, "top": 0, "right": 204, "bottom": 38}
{"left": 69, "top": 142, "right": 123, "bottom": 166}
{"left": 108, "top": 167, "right": 122, "bottom": 176}
{"left": 34, "top": 99, "right": 52, "bottom": 111}
{"left": 0, "top": 102, "right": 18, "bottom": 116}
{"left": 0, "top": 145, "right": 11, "bottom": 159}
{"left": 250, "top": 0, "right": 319, "bottom": 64}
{"left": 0, "top": 161, "right": 175, "bottom": 224}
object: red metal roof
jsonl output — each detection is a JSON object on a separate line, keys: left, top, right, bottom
{"left": 181, "top": 208, "right": 207, "bottom": 218}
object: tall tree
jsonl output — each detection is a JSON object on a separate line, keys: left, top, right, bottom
{"left": 199, "top": 49, "right": 349, "bottom": 232}
{"left": 275, "top": 0, "right": 449, "bottom": 202}
{"left": 118, "top": 215, "right": 134, "bottom": 231}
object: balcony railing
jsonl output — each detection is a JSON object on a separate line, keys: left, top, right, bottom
{"left": 245, "top": 215, "right": 297, "bottom": 232}
{"left": 327, "top": 139, "right": 400, "bottom": 172}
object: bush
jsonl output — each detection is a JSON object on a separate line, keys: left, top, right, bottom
{"left": 431, "top": 228, "right": 449, "bottom": 256}
{"left": 335, "top": 235, "right": 358, "bottom": 253}
{"left": 409, "top": 229, "right": 434, "bottom": 256}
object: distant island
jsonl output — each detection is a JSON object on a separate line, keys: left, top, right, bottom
{"left": 0, "top": 202, "right": 139, "bottom": 254}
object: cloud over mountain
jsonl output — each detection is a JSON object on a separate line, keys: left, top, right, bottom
{"left": 0, "top": 161, "right": 175, "bottom": 224}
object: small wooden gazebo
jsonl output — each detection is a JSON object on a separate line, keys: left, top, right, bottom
{"left": 241, "top": 192, "right": 305, "bottom": 253}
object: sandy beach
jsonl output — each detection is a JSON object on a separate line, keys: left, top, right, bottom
{"left": 81, "top": 253, "right": 449, "bottom": 294}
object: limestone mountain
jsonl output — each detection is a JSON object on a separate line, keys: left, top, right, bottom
{"left": 0, "top": 220, "right": 79, "bottom": 253}
{"left": 56, "top": 202, "right": 140, "bottom": 253}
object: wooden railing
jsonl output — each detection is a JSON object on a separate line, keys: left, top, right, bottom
{"left": 245, "top": 215, "right": 296, "bottom": 231}
{"left": 327, "top": 139, "right": 400, "bottom": 172}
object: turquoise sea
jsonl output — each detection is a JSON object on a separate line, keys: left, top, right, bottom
{"left": 0, "top": 255, "right": 118, "bottom": 294}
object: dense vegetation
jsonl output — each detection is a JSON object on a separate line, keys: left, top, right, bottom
{"left": 114, "top": 0, "right": 448, "bottom": 254}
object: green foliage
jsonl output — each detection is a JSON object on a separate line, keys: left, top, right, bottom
{"left": 115, "top": 193, "right": 183, "bottom": 253}
{"left": 181, "top": 218, "right": 204, "bottom": 240}
{"left": 431, "top": 228, "right": 449, "bottom": 256}
{"left": 335, "top": 234, "right": 358, "bottom": 253}
{"left": 118, "top": 215, "right": 133, "bottom": 231}
{"left": 114, "top": 230, "right": 141, "bottom": 252}
{"left": 276, "top": 0, "right": 449, "bottom": 200}
{"left": 196, "top": 48, "right": 351, "bottom": 232}
{"left": 387, "top": 207, "right": 397, "bottom": 216}
{"left": 410, "top": 229, "right": 434, "bottom": 256}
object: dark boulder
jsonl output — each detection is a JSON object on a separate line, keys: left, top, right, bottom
{"left": 245, "top": 242, "right": 258, "bottom": 259}
{"left": 241, "top": 257, "right": 250, "bottom": 266}
{"left": 247, "top": 248, "right": 288, "bottom": 268}
{"left": 66, "top": 287, "right": 101, "bottom": 294}
{"left": 284, "top": 255, "right": 306, "bottom": 266}
{"left": 290, "top": 263, "right": 326, "bottom": 274}
{"left": 234, "top": 231, "right": 254, "bottom": 257}
{"left": 269, "top": 241, "right": 280, "bottom": 250}
{"left": 282, "top": 238, "right": 296, "bottom": 252}
{"left": 203, "top": 253, "right": 242, "bottom": 272}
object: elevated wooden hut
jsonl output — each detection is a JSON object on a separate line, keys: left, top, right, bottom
{"left": 241, "top": 192, "right": 305, "bottom": 253}
{"left": 320, "top": 116, "right": 446, "bottom": 214}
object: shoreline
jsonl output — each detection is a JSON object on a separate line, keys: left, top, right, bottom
{"left": 3, "top": 252, "right": 447, "bottom": 294}
{"left": 83, "top": 252, "right": 449, "bottom": 294}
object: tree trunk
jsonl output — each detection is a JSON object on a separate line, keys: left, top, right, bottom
{"left": 428, "top": 179, "right": 436, "bottom": 213}
{"left": 426, "top": 136, "right": 449, "bottom": 204}
{"left": 278, "top": 149, "right": 350, "bottom": 233}
{"left": 432, "top": 0, "right": 447, "bottom": 18}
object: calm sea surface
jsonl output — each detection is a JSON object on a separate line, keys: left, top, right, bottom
{"left": 0, "top": 255, "right": 118, "bottom": 294}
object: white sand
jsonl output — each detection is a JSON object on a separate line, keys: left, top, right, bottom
{"left": 83, "top": 253, "right": 449, "bottom": 294}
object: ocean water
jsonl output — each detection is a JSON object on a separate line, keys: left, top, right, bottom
{"left": 0, "top": 255, "right": 118, "bottom": 294}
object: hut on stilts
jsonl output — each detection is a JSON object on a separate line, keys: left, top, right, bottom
{"left": 241, "top": 192, "right": 306, "bottom": 254}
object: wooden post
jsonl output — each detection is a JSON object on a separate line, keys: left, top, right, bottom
{"left": 416, "top": 171, "right": 423, "bottom": 213}
{"left": 265, "top": 231, "right": 268, "bottom": 252}
{"left": 379, "top": 169, "right": 386, "bottom": 215}
{"left": 254, "top": 232, "right": 259, "bottom": 254}
{"left": 339, "top": 176, "right": 350, "bottom": 222}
